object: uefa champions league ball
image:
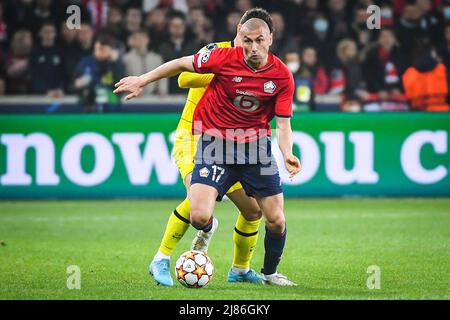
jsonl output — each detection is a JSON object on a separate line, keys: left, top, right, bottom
{"left": 175, "top": 250, "right": 214, "bottom": 288}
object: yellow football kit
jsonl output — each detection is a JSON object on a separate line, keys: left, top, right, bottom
{"left": 157, "top": 41, "right": 260, "bottom": 272}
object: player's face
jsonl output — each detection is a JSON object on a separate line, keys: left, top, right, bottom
{"left": 239, "top": 26, "right": 272, "bottom": 68}
{"left": 94, "top": 42, "right": 113, "bottom": 61}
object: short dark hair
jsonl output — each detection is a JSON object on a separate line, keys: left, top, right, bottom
{"left": 95, "top": 32, "right": 118, "bottom": 48}
{"left": 239, "top": 7, "right": 273, "bottom": 33}
{"left": 39, "top": 20, "right": 56, "bottom": 31}
{"left": 168, "top": 10, "right": 186, "bottom": 22}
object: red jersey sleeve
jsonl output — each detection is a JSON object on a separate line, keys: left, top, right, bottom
{"left": 192, "top": 47, "right": 233, "bottom": 74}
{"left": 275, "top": 72, "right": 295, "bottom": 117}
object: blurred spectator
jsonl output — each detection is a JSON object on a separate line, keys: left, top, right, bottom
{"left": 335, "top": 38, "right": 368, "bottom": 111}
{"left": 380, "top": 2, "right": 395, "bottom": 27}
{"left": 189, "top": 7, "right": 214, "bottom": 46}
{"left": 234, "top": 0, "right": 253, "bottom": 14}
{"left": 402, "top": 42, "right": 449, "bottom": 111}
{"left": 270, "top": 12, "right": 300, "bottom": 56}
{"left": 5, "top": 0, "right": 34, "bottom": 39}
{"left": 0, "top": 45, "right": 5, "bottom": 95}
{"left": 0, "top": 0, "right": 7, "bottom": 50}
{"left": 78, "top": 22, "right": 95, "bottom": 59}
{"left": 327, "top": 0, "right": 351, "bottom": 42}
{"left": 59, "top": 22, "right": 80, "bottom": 92}
{"left": 303, "top": 14, "right": 336, "bottom": 71}
{"left": 159, "top": 11, "right": 197, "bottom": 93}
{"left": 394, "top": 1, "right": 443, "bottom": 59}
{"left": 295, "top": 0, "right": 322, "bottom": 33}
{"left": 284, "top": 50, "right": 305, "bottom": 111}
{"left": 29, "top": 22, "right": 65, "bottom": 97}
{"left": 5, "top": 30, "right": 33, "bottom": 94}
{"left": 145, "top": 8, "right": 168, "bottom": 50}
{"left": 27, "top": 0, "right": 61, "bottom": 38}
{"left": 301, "top": 46, "right": 331, "bottom": 95}
{"left": 437, "top": 23, "right": 450, "bottom": 88}
{"left": 83, "top": 0, "right": 114, "bottom": 31}
{"left": 350, "top": 4, "right": 373, "bottom": 51}
{"left": 142, "top": 0, "right": 189, "bottom": 14}
{"left": 363, "top": 28, "right": 408, "bottom": 96}
{"left": 123, "top": 30, "right": 168, "bottom": 96}
{"left": 73, "top": 33, "right": 125, "bottom": 112}
{"left": 0, "top": 79, "right": 4, "bottom": 95}
{"left": 216, "top": 11, "right": 241, "bottom": 41}
{"left": 395, "top": 4, "right": 423, "bottom": 56}
{"left": 120, "top": 6, "right": 143, "bottom": 46}
{"left": 288, "top": 46, "right": 331, "bottom": 112}
{"left": 444, "top": 1, "right": 450, "bottom": 22}
{"left": 106, "top": 5, "right": 125, "bottom": 39}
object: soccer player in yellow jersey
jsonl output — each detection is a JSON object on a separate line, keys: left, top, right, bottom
{"left": 148, "top": 9, "right": 276, "bottom": 287}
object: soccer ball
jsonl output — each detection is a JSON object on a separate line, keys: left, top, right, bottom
{"left": 175, "top": 250, "right": 214, "bottom": 288}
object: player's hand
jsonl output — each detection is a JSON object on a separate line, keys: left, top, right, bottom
{"left": 284, "top": 154, "right": 301, "bottom": 179}
{"left": 113, "top": 76, "right": 144, "bottom": 101}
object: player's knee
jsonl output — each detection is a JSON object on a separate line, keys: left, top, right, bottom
{"left": 242, "top": 209, "right": 262, "bottom": 221}
{"left": 265, "top": 215, "right": 285, "bottom": 234}
{"left": 190, "top": 209, "right": 211, "bottom": 230}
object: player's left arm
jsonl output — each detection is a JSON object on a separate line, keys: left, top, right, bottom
{"left": 275, "top": 73, "right": 301, "bottom": 178}
{"left": 277, "top": 117, "right": 301, "bottom": 178}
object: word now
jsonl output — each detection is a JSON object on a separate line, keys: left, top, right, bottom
{"left": 0, "top": 130, "right": 448, "bottom": 187}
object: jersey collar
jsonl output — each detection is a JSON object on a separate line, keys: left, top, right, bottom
{"left": 241, "top": 49, "right": 275, "bottom": 73}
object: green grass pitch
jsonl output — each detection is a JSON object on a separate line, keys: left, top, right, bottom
{"left": 0, "top": 198, "right": 449, "bottom": 300}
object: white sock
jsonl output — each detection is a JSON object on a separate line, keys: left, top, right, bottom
{"left": 153, "top": 251, "right": 170, "bottom": 261}
{"left": 231, "top": 266, "right": 250, "bottom": 275}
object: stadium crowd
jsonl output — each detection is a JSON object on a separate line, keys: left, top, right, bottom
{"left": 0, "top": 0, "right": 449, "bottom": 111}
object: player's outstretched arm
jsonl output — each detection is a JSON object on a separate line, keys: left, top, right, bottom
{"left": 178, "top": 72, "right": 214, "bottom": 89}
{"left": 276, "top": 117, "right": 301, "bottom": 179}
{"left": 114, "top": 56, "right": 195, "bottom": 101}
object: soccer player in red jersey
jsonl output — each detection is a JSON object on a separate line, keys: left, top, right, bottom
{"left": 115, "top": 14, "right": 301, "bottom": 286}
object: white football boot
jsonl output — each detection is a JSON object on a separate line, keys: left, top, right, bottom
{"left": 262, "top": 272, "right": 298, "bottom": 286}
{"left": 190, "top": 217, "right": 219, "bottom": 253}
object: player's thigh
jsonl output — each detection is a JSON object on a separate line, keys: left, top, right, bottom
{"left": 239, "top": 161, "right": 283, "bottom": 200}
{"left": 189, "top": 183, "right": 218, "bottom": 226}
{"left": 255, "top": 193, "right": 285, "bottom": 234}
{"left": 227, "top": 187, "right": 262, "bottom": 221}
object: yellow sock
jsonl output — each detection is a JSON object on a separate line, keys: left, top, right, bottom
{"left": 232, "top": 213, "right": 261, "bottom": 270}
{"left": 158, "top": 198, "right": 191, "bottom": 256}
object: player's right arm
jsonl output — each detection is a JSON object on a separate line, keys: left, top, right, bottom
{"left": 178, "top": 72, "right": 214, "bottom": 89}
{"left": 114, "top": 56, "right": 195, "bottom": 101}
{"left": 114, "top": 47, "right": 232, "bottom": 100}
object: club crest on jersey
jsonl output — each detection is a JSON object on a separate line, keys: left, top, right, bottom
{"left": 205, "top": 43, "right": 218, "bottom": 51}
{"left": 232, "top": 76, "right": 243, "bottom": 83}
{"left": 264, "top": 81, "right": 276, "bottom": 94}
{"left": 201, "top": 50, "right": 210, "bottom": 63}
{"left": 197, "top": 50, "right": 211, "bottom": 67}
{"left": 199, "top": 167, "right": 210, "bottom": 178}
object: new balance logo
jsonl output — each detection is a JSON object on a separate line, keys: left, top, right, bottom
{"left": 232, "top": 76, "right": 243, "bottom": 83}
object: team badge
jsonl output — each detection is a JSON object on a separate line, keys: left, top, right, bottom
{"left": 201, "top": 50, "right": 211, "bottom": 63}
{"left": 205, "top": 43, "right": 218, "bottom": 51}
{"left": 264, "top": 81, "right": 276, "bottom": 94}
{"left": 199, "top": 167, "right": 210, "bottom": 178}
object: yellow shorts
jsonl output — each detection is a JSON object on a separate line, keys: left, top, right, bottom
{"left": 173, "top": 120, "right": 242, "bottom": 194}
